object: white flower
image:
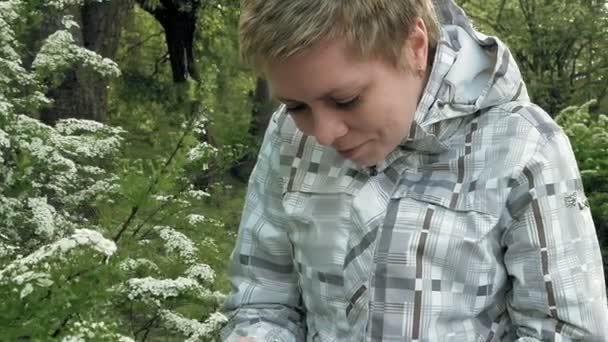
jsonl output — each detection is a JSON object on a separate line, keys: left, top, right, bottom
{"left": 0, "top": 229, "right": 116, "bottom": 282}
{"left": 200, "top": 237, "right": 219, "bottom": 254}
{"left": 155, "top": 226, "right": 198, "bottom": 263}
{"left": 186, "top": 142, "right": 218, "bottom": 162}
{"left": 20, "top": 283, "right": 33, "bottom": 299}
{"left": 0, "top": 1, "right": 21, "bottom": 25}
{"left": 0, "top": 128, "right": 10, "bottom": 148}
{"left": 61, "top": 15, "right": 80, "bottom": 29}
{"left": 153, "top": 194, "right": 172, "bottom": 202}
{"left": 32, "top": 27, "right": 120, "bottom": 81}
{"left": 70, "top": 229, "right": 117, "bottom": 256}
{"left": 27, "top": 197, "right": 57, "bottom": 238}
{"left": 61, "top": 318, "right": 126, "bottom": 342}
{"left": 51, "top": 133, "right": 124, "bottom": 159}
{"left": 55, "top": 118, "right": 124, "bottom": 136}
{"left": 138, "top": 239, "right": 151, "bottom": 246}
{"left": 192, "top": 116, "right": 208, "bottom": 135}
{"left": 160, "top": 310, "right": 227, "bottom": 341}
{"left": 119, "top": 258, "right": 160, "bottom": 273}
{"left": 186, "top": 214, "right": 206, "bottom": 226}
{"left": 12, "top": 270, "right": 52, "bottom": 286}
{"left": 47, "top": 0, "right": 85, "bottom": 10}
{"left": 125, "top": 276, "right": 202, "bottom": 306}
{"left": 207, "top": 218, "right": 225, "bottom": 228}
{"left": 0, "top": 96, "right": 14, "bottom": 117}
{"left": 0, "top": 242, "right": 17, "bottom": 258}
{"left": 185, "top": 264, "right": 215, "bottom": 284}
{"left": 186, "top": 189, "right": 210, "bottom": 200}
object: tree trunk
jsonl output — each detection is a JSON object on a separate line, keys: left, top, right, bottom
{"left": 230, "top": 78, "right": 274, "bottom": 182}
{"left": 137, "top": 0, "right": 201, "bottom": 83}
{"left": 39, "top": 1, "right": 134, "bottom": 125}
{"left": 249, "top": 78, "right": 273, "bottom": 138}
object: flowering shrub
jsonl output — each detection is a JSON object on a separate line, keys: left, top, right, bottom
{"left": 0, "top": 0, "right": 227, "bottom": 340}
{"left": 556, "top": 100, "right": 608, "bottom": 280}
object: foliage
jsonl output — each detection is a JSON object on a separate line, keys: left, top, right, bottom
{"left": 556, "top": 101, "right": 608, "bottom": 260}
{"left": 0, "top": 0, "right": 235, "bottom": 340}
{"left": 458, "top": 0, "right": 608, "bottom": 115}
{"left": 113, "top": 2, "right": 255, "bottom": 148}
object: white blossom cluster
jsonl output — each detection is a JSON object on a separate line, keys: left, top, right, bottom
{"left": 0, "top": 242, "right": 17, "bottom": 258}
{"left": 0, "top": 2, "right": 47, "bottom": 116}
{"left": 186, "top": 189, "right": 211, "bottom": 200}
{"left": 186, "top": 142, "right": 218, "bottom": 162}
{"left": 207, "top": 218, "right": 225, "bottom": 228}
{"left": 0, "top": 2, "right": 23, "bottom": 68}
{"left": 153, "top": 193, "right": 190, "bottom": 206}
{"left": 0, "top": 229, "right": 116, "bottom": 279}
{"left": 61, "top": 320, "right": 134, "bottom": 342}
{"left": 187, "top": 213, "right": 206, "bottom": 226}
{"left": 0, "top": 229, "right": 116, "bottom": 302}
{"left": 44, "top": 0, "right": 112, "bottom": 12}
{"left": 14, "top": 270, "right": 53, "bottom": 298}
{"left": 0, "top": 195, "right": 21, "bottom": 229}
{"left": 0, "top": 129, "right": 10, "bottom": 149}
{"left": 50, "top": 125, "right": 125, "bottom": 160}
{"left": 55, "top": 118, "right": 124, "bottom": 136}
{"left": 0, "top": 0, "right": 126, "bottom": 256}
{"left": 0, "top": 1, "right": 226, "bottom": 339}
{"left": 6, "top": 109, "right": 124, "bottom": 213}
{"left": 32, "top": 28, "right": 120, "bottom": 81}
{"left": 124, "top": 276, "right": 203, "bottom": 307}
{"left": 160, "top": 310, "right": 227, "bottom": 342}
{"left": 153, "top": 194, "right": 172, "bottom": 202}
{"left": 62, "top": 175, "right": 121, "bottom": 207}
{"left": 47, "top": 0, "right": 85, "bottom": 10}
{"left": 185, "top": 263, "right": 215, "bottom": 284}
{"left": 155, "top": 226, "right": 198, "bottom": 263}
{"left": 200, "top": 237, "right": 219, "bottom": 254}
{"left": 119, "top": 258, "right": 160, "bottom": 274}
{"left": 27, "top": 197, "right": 58, "bottom": 239}
{"left": 192, "top": 116, "right": 209, "bottom": 135}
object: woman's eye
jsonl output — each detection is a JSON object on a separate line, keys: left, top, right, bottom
{"left": 334, "top": 96, "right": 360, "bottom": 110}
{"left": 286, "top": 104, "right": 307, "bottom": 113}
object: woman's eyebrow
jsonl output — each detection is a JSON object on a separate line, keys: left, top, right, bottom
{"left": 276, "top": 84, "right": 365, "bottom": 103}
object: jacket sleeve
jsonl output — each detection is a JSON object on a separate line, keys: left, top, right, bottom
{"left": 221, "top": 111, "right": 305, "bottom": 342}
{"left": 503, "top": 131, "right": 608, "bottom": 341}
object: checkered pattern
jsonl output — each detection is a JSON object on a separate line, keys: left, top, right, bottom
{"left": 222, "top": 0, "right": 608, "bottom": 341}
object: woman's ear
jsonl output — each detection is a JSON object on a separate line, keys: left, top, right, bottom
{"left": 402, "top": 17, "right": 429, "bottom": 76}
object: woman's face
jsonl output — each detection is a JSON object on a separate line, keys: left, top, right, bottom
{"left": 266, "top": 19, "right": 429, "bottom": 167}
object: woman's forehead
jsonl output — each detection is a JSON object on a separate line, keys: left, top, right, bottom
{"left": 265, "top": 40, "right": 373, "bottom": 102}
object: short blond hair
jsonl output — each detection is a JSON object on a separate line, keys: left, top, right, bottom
{"left": 239, "top": 0, "right": 440, "bottom": 72}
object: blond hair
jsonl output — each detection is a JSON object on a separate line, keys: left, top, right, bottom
{"left": 239, "top": 0, "right": 440, "bottom": 72}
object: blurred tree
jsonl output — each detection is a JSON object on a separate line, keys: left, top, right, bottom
{"left": 20, "top": 0, "right": 135, "bottom": 124}
{"left": 135, "top": 0, "right": 202, "bottom": 82}
{"left": 457, "top": 0, "right": 608, "bottom": 115}
{"left": 556, "top": 100, "right": 608, "bottom": 282}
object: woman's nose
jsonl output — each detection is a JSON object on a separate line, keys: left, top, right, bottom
{"left": 312, "top": 110, "right": 348, "bottom": 146}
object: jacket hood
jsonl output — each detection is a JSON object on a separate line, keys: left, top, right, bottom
{"left": 400, "top": 0, "right": 529, "bottom": 153}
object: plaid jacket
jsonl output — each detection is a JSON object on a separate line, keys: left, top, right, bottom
{"left": 222, "top": 1, "right": 608, "bottom": 341}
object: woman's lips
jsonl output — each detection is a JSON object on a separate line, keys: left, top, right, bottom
{"left": 338, "top": 141, "right": 368, "bottom": 159}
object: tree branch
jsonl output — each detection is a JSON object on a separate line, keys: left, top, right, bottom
{"left": 118, "top": 31, "right": 164, "bottom": 62}
{"left": 113, "top": 102, "right": 202, "bottom": 242}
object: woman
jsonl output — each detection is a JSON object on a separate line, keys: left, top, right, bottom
{"left": 222, "top": 0, "right": 608, "bottom": 340}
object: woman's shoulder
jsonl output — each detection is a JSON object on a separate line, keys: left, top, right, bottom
{"left": 484, "top": 100, "right": 563, "bottom": 144}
